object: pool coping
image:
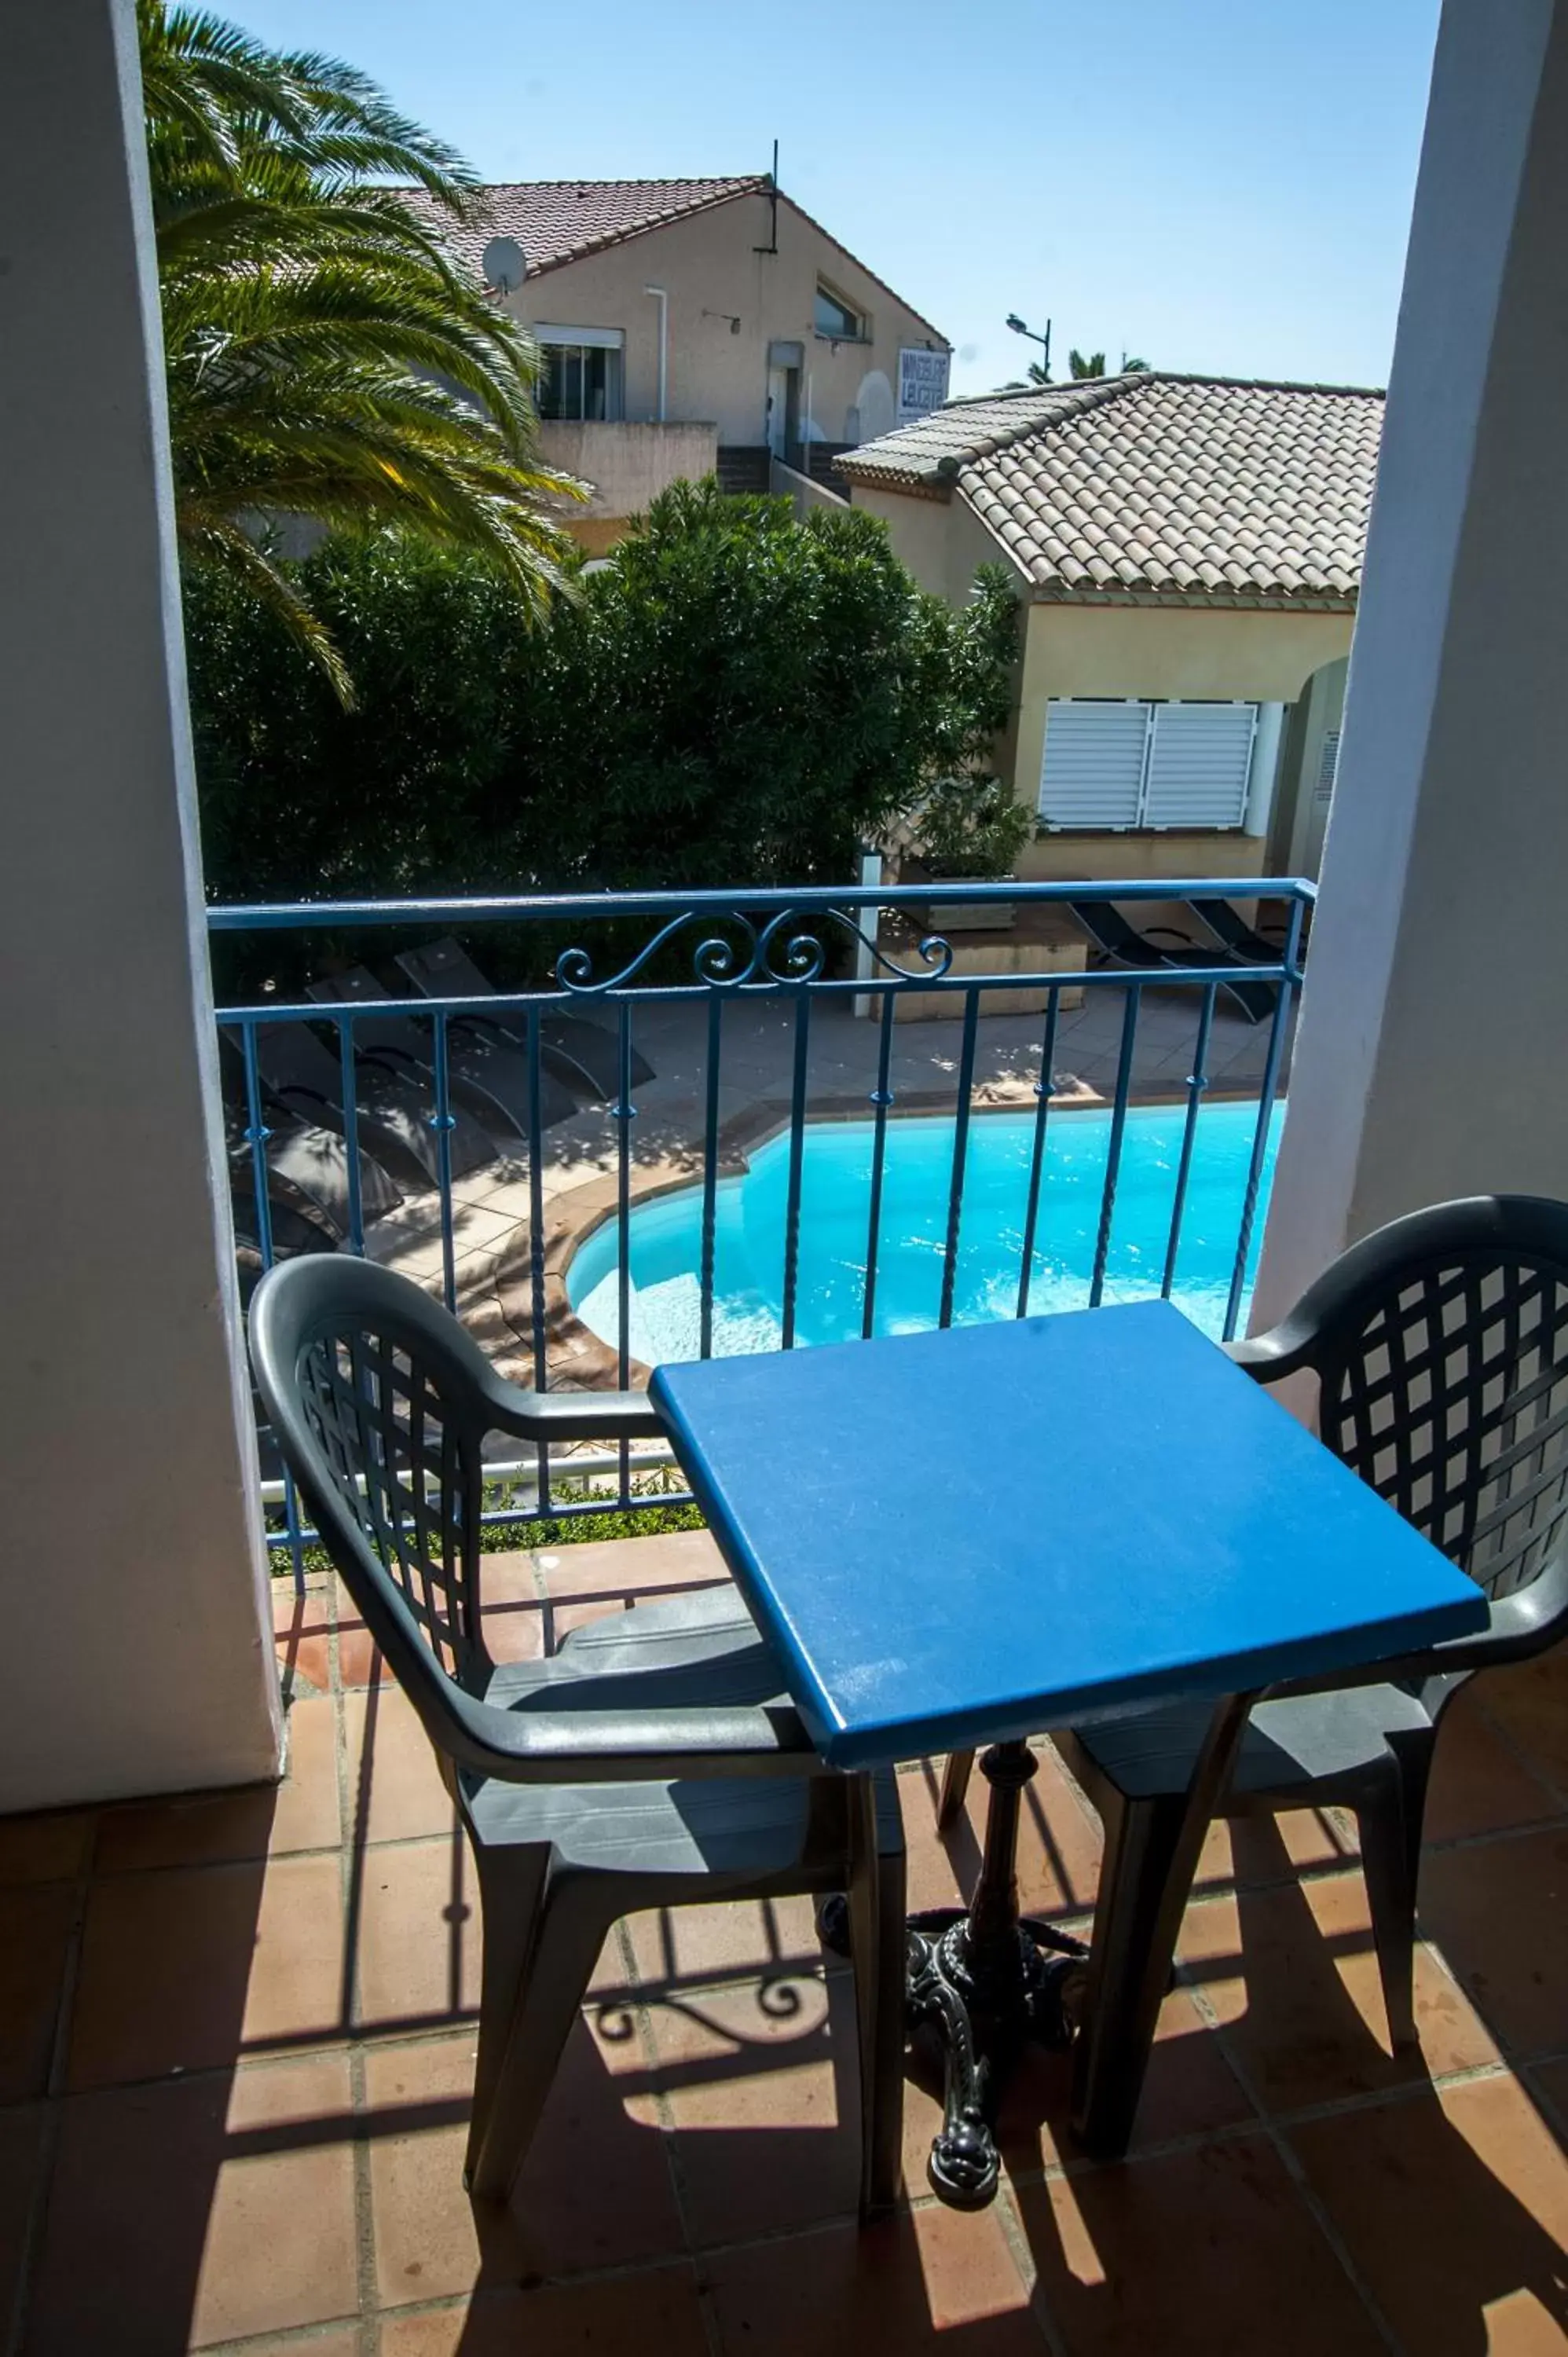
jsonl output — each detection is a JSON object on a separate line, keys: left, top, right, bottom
{"left": 495, "top": 1080, "right": 1274, "bottom": 1391}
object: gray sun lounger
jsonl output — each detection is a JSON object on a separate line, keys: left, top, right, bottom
{"left": 1068, "top": 900, "right": 1278, "bottom": 1026}
{"left": 246, "top": 1018, "right": 499, "bottom": 1188}
{"left": 1185, "top": 896, "right": 1299, "bottom": 967}
{"left": 222, "top": 1075, "right": 404, "bottom": 1241}
{"left": 306, "top": 966, "right": 581, "bottom": 1142}
{"left": 395, "top": 937, "right": 654, "bottom": 1102}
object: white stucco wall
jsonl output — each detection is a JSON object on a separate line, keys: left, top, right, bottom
{"left": 0, "top": 0, "right": 280, "bottom": 1809}
{"left": 1255, "top": 0, "right": 1568, "bottom": 1324}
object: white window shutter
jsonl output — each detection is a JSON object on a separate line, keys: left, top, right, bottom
{"left": 1141, "top": 702, "right": 1256, "bottom": 829}
{"left": 1038, "top": 701, "right": 1149, "bottom": 829}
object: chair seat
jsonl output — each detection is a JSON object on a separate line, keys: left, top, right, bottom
{"left": 1065, "top": 1681, "right": 1435, "bottom": 1807}
{"left": 463, "top": 1582, "right": 840, "bottom": 1879}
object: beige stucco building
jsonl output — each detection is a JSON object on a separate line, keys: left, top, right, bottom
{"left": 841, "top": 374, "right": 1376, "bottom": 884}
{"left": 408, "top": 174, "right": 950, "bottom": 553}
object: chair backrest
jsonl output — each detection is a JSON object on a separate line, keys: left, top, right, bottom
{"left": 1290, "top": 1197, "right": 1568, "bottom": 1609}
{"left": 250, "top": 1255, "right": 497, "bottom": 1702}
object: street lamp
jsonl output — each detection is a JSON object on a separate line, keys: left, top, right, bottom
{"left": 1006, "top": 311, "right": 1051, "bottom": 381}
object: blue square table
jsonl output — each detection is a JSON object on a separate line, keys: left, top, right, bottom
{"left": 651, "top": 1299, "right": 1488, "bottom": 2200}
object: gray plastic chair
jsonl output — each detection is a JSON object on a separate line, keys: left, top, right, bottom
{"left": 942, "top": 1194, "right": 1568, "bottom": 2133}
{"left": 249, "top": 1255, "right": 906, "bottom": 2215}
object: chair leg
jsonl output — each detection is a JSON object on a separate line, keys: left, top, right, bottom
{"left": 847, "top": 1771, "right": 908, "bottom": 2220}
{"left": 465, "top": 1876, "right": 614, "bottom": 2203}
{"left": 937, "top": 1748, "right": 975, "bottom": 1831}
{"left": 1356, "top": 1743, "right": 1434, "bottom": 2053}
{"left": 1069, "top": 1690, "right": 1254, "bottom": 2161}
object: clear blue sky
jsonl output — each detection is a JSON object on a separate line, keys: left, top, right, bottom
{"left": 233, "top": 0, "right": 1438, "bottom": 397}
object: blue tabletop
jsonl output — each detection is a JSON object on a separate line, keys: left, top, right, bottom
{"left": 650, "top": 1301, "right": 1489, "bottom": 1769}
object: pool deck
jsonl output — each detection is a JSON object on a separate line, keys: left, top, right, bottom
{"left": 366, "top": 986, "right": 1295, "bottom": 1379}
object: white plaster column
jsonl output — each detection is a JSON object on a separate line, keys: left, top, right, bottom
{"left": 1243, "top": 702, "right": 1284, "bottom": 837}
{"left": 0, "top": 0, "right": 281, "bottom": 1806}
{"left": 1254, "top": 0, "right": 1568, "bottom": 1327}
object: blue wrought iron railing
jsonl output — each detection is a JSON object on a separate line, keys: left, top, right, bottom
{"left": 209, "top": 876, "right": 1313, "bottom": 1576}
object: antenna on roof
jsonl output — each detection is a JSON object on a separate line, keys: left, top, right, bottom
{"left": 481, "top": 235, "right": 527, "bottom": 295}
{"left": 754, "top": 140, "right": 779, "bottom": 256}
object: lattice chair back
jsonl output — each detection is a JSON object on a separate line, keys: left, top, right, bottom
{"left": 1285, "top": 1197, "right": 1568, "bottom": 1610}
{"left": 251, "top": 1255, "right": 502, "bottom": 1698}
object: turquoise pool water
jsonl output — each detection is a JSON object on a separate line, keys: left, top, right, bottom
{"left": 569, "top": 1098, "right": 1284, "bottom": 1365}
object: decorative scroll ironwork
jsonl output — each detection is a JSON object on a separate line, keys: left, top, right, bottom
{"left": 553, "top": 904, "right": 955, "bottom": 995}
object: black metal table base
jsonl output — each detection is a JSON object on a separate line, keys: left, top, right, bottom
{"left": 904, "top": 1905, "right": 1087, "bottom": 2206}
{"left": 821, "top": 1736, "right": 1089, "bottom": 2209}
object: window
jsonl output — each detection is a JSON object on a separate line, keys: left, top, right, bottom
{"left": 814, "top": 282, "right": 865, "bottom": 341}
{"left": 533, "top": 324, "right": 625, "bottom": 421}
{"left": 1039, "top": 699, "right": 1258, "bottom": 830}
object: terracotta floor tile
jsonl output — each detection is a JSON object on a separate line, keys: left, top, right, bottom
{"left": 625, "top": 1892, "right": 826, "bottom": 1990}
{"left": 272, "top": 1577, "right": 339, "bottom": 1695}
{"left": 1290, "top": 2075, "right": 1568, "bottom": 2355}
{"left": 0, "top": 1809, "right": 93, "bottom": 1888}
{"left": 378, "top": 2264, "right": 709, "bottom": 2357}
{"left": 1177, "top": 1866, "right": 1500, "bottom": 2113}
{"left": 903, "top": 1981, "right": 1253, "bottom": 2193}
{"left": 68, "top": 1853, "right": 346, "bottom": 2090}
{"left": 354, "top": 1835, "right": 481, "bottom": 2033}
{"left": 1014, "top": 2135, "right": 1387, "bottom": 2357}
{"left": 365, "top": 2013, "right": 681, "bottom": 2296}
{"left": 343, "top": 1684, "right": 458, "bottom": 1848}
{"left": 1473, "top": 1644, "right": 1568, "bottom": 1797}
{"left": 704, "top": 2203, "right": 1041, "bottom": 2356}
{"left": 533, "top": 1529, "right": 729, "bottom": 1601}
{"left": 216, "top": 2333, "right": 361, "bottom": 2357}
{"left": 95, "top": 1698, "right": 343, "bottom": 1872}
{"left": 901, "top": 1746, "right": 1102, "bottom": 1920}
{"left": 0, "top": 1883, "right": 76, "bottom": 2102}
{"left": 1420, "top": 1828, "right": 1568, "bottom": 2060}
{"left": 1193, "top": 1806, "right": 1352, "bottom": 1894}
{"left": 1424, "top": 1687, "right": 1562, "bottom": 1846}
{"left": 642, "top": 1969, "right": 861, "bottom": 2242}
{"left": 0, "top": 2103, "right": 46, "bottom": 2327}
{"left": 28, "top": 2053, "right": 358, "bottom": 2354}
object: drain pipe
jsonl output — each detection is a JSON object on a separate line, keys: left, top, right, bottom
{"left": 644, "top": 285, "right": 668, "bottom": 422}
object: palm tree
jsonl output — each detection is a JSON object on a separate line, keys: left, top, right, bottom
{"left": 141, "top": 2, "right": 582, "bottom": 698}
{"left": 1068, "top": 349, "right": 1107, "bottom": 379}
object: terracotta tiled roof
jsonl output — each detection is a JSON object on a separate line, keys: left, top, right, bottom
{"left": 838, "top": 372, "right": 1384, "bottom": 607}
{"left": 401, "top": 176, "right": 767, "bottom": 281}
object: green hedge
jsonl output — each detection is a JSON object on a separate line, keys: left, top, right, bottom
{"left": 187, "top": 480, "right": 1019, "bottom": 962}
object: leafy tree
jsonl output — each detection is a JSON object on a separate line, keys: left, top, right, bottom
{"left": 1069, "top": 349, "right": 1107, "bottom": 379}
{"left": 141, "top": 2, "right": 580, "bottom": 698}
{"left": 188, "top": 486, "right": 1020, "bottom": 924}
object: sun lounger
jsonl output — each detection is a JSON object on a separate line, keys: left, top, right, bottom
{"left": 1183, "top": 896, "right": 1299, "bottom": 966}
{"left": 246, "top": 1018, "right": 498, "bottom": 1187}
{"left": 395, "top": 937, "right": 654, "bottom": 1101}
{"left": 1068, "top": 900, "right": 1278, "bottom": 1026}
{"left": 222, "top": 1084, "right": 403, "bottom": 1241}
{"left": 306, "top": 966, "right": 580, "bottom": 1141}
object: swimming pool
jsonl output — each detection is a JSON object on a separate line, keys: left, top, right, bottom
{"left": 568, "top": 1098, "right": 1284, "bottom": 1365}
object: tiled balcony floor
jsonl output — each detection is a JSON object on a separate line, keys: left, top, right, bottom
{"left": 3, "top": 1532, "right": 1566, "bottom": 2355}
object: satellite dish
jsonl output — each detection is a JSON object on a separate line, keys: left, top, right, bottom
{"left": 482, "top": 235, "right": 527, "bottom": 294}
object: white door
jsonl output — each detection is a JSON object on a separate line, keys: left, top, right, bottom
{"left": 766, "top": 365, "right": 789, "bottom": 458}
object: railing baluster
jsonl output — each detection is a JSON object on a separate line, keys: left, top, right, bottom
{"left": 615, "top": 999, "right": 636, "bottom": 1502}
{"left": 241, "top": 1017, "right": 304, "bottom": 1590}
{"left": 1222, "top": 899, "right": 1302, "bottom": 1340}
{"left": 430, "top": 1010, "right": 457, "bottom": 1315}
{"left": 939, "top": 987, "right": 980, "bottom": 1330}
{"left": 700, "top": 992, "right": 723, "bottom": 1359}
{"left": 861, "top": 986, "right": 896, "bottom": 1340}
{"left": 1089, "top": 985, "right": 1141, "bottom": 1309}
{"left": 1015, "top": 987, "right": 1061, "bottom": 1319}
{"left": 1161, "top": 983, "right": 1216, "bottom": 1301}
{"left": 779, "top": 986, "right": 811, "bottom": 1350}
{"left": 525, "top": 1002, "right": 550, "bottom": 1512}
{"left": 333, "top": 1010, "right": 365, "bottom": 1256}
